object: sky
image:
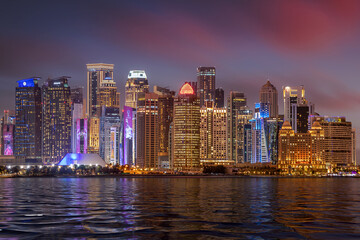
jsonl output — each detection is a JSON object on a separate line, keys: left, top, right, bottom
{"left": 1, "top": 0, "right": 360, "bottom": 150}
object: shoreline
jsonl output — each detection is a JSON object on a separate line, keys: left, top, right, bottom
{"left": 1, "top": 174, "right": 359, "bottom": 179}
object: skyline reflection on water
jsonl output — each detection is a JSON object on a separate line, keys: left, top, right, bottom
{"left": 0, "top": 177, "right": 359, "bottom": 239}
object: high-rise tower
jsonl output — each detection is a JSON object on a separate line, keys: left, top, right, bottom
{"left": 227, "top": 91, "right": 247, "bottom": 162}
{"left": 14, "top": 78, "right": 42, "bottom": 159}
{"left": 197, "top": 67, "right": 215, "bottom": 107}
{"left": 42, "top": 77, "right": 72, "bottom": 164}
{"left": 125, "top": 70, "right": 149, "bottom": 109}
{"left": 173, "top": 83, "right": 200, "bottom": 170}
{"left": 86, "top": 63, "right": 114, "bottom": 117}
{"left": 282, "top": 86, "right": 305, "bottom": 122}
{"left": 260, "top": 81, "right": 278, "bottom": 118}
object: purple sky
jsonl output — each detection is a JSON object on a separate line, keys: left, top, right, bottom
{"left": 1, "top": 0, "right": 360, "bottom": 150}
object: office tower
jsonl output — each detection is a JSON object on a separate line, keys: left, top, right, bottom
{"left": 278, "top": 121, "right": 326, "bottom": 174}
{"left": 1, "top": 110, "right": 15, "bottom": 155}
{"left": 99, "top": 76, "right": 120, "bottom": 108}
{"left": 99, "top": 106, "right": 121, "bottom": 165}
{"left": 243, "top": 123, "right": 252, "bottom": 163}
{"left": 173, "top": 83, "right": 200, "bottom": 170}
{"left": 235, "top": 108, "right": 253, "bottom": 163}
{"left": 214, "top": 88, "right": 224, "bottom": 108}
{"left": 154, "top": 86, "right": 175, "bottom": 168}
{"left": 14, "top": 78, "right": 42, "bottom": 158}
{"left": 125, "top": 70, "right": 149, "bottom": 109}
{"left": 122, "top": 106, "right": 135, "bottom": 166}
{"left": 227, "top": 91, "right": 247, "bottom": 162}
{"left": 75, "top": 118, "right": 88, "bottom": 153}
{"left": 308, "top": 116, "right": 353, "bottom": 168}
{"left": 282, "top": 85, "right": 305, "bottom": 123}
{"left": 2, "top": 124, "right": 14, "bottom": 155}
{"left": 135, "top": 106, "right": 145, "bottom": 167}
{"left": 86, "top": 63, "right": 114, "bottom": 117}
{"left": 144, "top": 93, "right": 160, "bottom": 168}
{"left": 71, "top": 87, "right": 84, "bottom": 153}
{"left": 250, "top": 103, "right": 282, "bottom": 164}
{"left": 197, "top": 67, "right": 215, "bottom": 106}
{"left": 291, "top": 102, "right": 315, "bottom": 133}
{"left": 251, "top": 103, "right": 270, "bottom": 163}
{"left": 42, "top": 77, "right": 72, "bottom": 164}
{"left": 260, "top": 81, "right": 278, "bottom": 118}
{"left": 200, "top": 101, "right": 227, "bottom": 162}
{"left": 88, "top": 117, "right": 100, "bottom": 154}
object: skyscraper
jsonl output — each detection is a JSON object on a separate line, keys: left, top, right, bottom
{"left": 260, "top": 81, "right": 278, "bottom": 118}
{"left": 14, "top": 78, "right": 42, "bottom": 159}
{"left": 282, "top": 85, "right": 305, "bottom": 123}
{"left": 71, "top": 87, "right": 84, "bottom": 153}
{"left": 86, "top": 63, "right": 114, "bottom": 117}
{"left": 200, "top": 101, "right": 227, "bottom": 162}
{"left": 125, "top": 70, "right": 149, "bottom": 109}
{"left": 214, "top": 87, "right": 224, "bottom": 108}
{"left": 99, "top": 106, "right": 121, "bottom": 165}
{"left": 197, "top": 67, "right": 215, "bottom": 107}
{"left": 42, "top": 77, "right": 72, "bottom": 164}
{"left": 227, "top": 91, "right": 247, "bottom": 162}
{"left": 173, "top": 83, "right": 200, "bottom": 170}
{"left": 291, "top": 102, "right": 315, "bottom": 133}
{"left": 154, "top": 86, "right": 174, "bottom": 168}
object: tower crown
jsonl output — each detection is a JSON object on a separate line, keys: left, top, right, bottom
{"left": 179, "top": 83, "right": 194, "bottom": 95}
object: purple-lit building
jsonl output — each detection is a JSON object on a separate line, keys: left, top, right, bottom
{"left": 2, "top": 124, "right": 14, "bottom": 155}
{"left": 76, "top": 118, "right": 88, "bottom": 154}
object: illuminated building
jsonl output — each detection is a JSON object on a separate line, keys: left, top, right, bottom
{"left": 99, "top": 106, "right": 120, "bottom": 165}
{"left": 75, "top": 118, "right": 88, "bottom": 154}
{"left": 122, "top": 106, "right": 135, "bottom": 166}
{"left": 308, "top": 116, "right": 353, "bottom": 167}
{"left": 42, "top": 77, "right": 72, "bottom": 164}
{"left": 14, "top": 78, "right": 42, "bottom": 158}
{"left": 236, "top": 108, "right": 253, "bottom": 163}
{"left": 86, "top": 63, "right": 114, "bottom": 117}
{"left": 154, "top": 86, "right": 175, "bottom": 168}
{"left": 71, "top": 87, "right": 84, "bottom": 153}
{"left": 250, "top": 103, "right": 282, "bottom": 164}
{"left": 2, "top": 124, "right": 14, "bottom": 155}
{"left": 88, "top": 117, "right": 100, "bottom": 154}
{"left": 260, "top": 81, "right": 278, "bottom": 118}
{"left": 125, "top": 70, "right": 149, "bottom": 109}
{"left": 227, "top": 91, "right": 247, "bottom": 162}
{"left": 99, "top": 76, "right": 120, "bottom": 108}
{"left": 278, "top": 121, "right": 326, "bottom": 174}
{"left": 197, "top": 67, "right": 215, "bottom": 106}
{"left": 173, "top": 83, "right": 200, "bottom": 170}
{"left": 1, "top": 110, "right": 15, "bottom": 155}
{"left": 282, "top": 85, "right": 305, "bottom": 123}
{"left": 58, "top": 153, "right": 107, "bottom": 167}
{"left": 214, "top": 87, "right": 224, "bottom": 108}
{"left": 200, "top": 101, "right": 227, "bottom": 162}
{"left": 291, "top": 102, "right": 314, "bottom": 133}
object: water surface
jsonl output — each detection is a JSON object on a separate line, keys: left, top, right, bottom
{"left": 0, "top": 177, "right": 359, "bottom": 239}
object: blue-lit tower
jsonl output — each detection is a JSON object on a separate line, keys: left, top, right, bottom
{"left": 14, "top": 78, "right": 42, "bottom": 159}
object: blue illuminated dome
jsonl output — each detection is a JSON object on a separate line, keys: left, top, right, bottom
{"left": 58, "top": 153, "right": 107, "bottom": 167}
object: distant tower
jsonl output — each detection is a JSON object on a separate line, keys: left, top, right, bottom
{"left": 86, "top": 63, "right": 114, "bottom": 117}
{"left": 214, "top": 87, "right": 224, "bottom": 108}
{"left": 173, "top": 83, "right": 200, "bottom": 170}
{"left": 125, "top": 70, "right": 149, "bottom": 109}
{"left": 42, "top": 77, "right": 72, "bottom": 164}
{"left": 282, "top": 86, "right": 305, "bottom": 122}
{"left": 14, "top": 78, "right": 42, "bottom": 159}
{"left": 99, "top": 106, "right": 121, "bottom": 165}
{"left": 260, "top": 81, "right": 278, "bottom": 118}
{"left": 227, "top": 91, "right": 247, "bottom": 162}
{"left": 71, "top": 87, "right": 84, "bottom": 153}
{"left": 197, "top": 67, "right": 215, "bottom": 107}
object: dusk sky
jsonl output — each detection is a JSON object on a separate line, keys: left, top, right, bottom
{"left": 1, "top": 0, "right": 360, "bottom": 147}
